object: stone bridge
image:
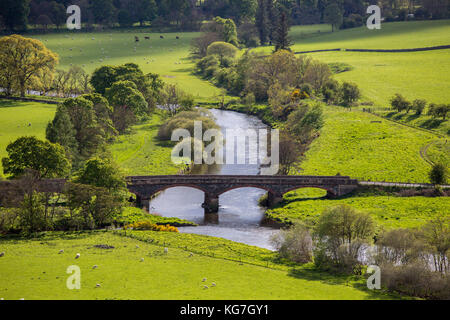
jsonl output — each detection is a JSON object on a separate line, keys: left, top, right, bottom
{"left": 126, "top": 175, "right": 359, "bottom": 213}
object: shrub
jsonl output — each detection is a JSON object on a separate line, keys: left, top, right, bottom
{"left": 206, "top": 41, "right": 238, "bottom": 62}
{"left": 313, "top": 205, "right": 376, "bottom": 273}
{"left": 429, "top": 163, "right": 448, "bottom": 185}
{"left": 270, "top": 224, "right": 313, "bottom": 264}
{"left": 340, "top": 82, "right": 361, "bottom": 107}
{"left": 412, "top": 99, "right": 427, "bottom": 115}
{"left": 124, "top": 220, "right": 179, "bottom": 232}
{"left": 390, "top": 93, "right": 410, "bottom": 112}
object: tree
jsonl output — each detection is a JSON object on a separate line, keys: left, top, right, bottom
{"left": 213, "top": 16, "right": 239, "bottom": 47}
{"left": 412, "top": 99, "right": 427, "bottom": 115}
{"left": 278, "top": 131, "right": 305, "bottom": 175}
{"left": 206, "top": 41, "right": 239, "bottom": 63}
{"left": 73, "top": 158, "right": 126, "bottom": 194}
{"left": 314, "top": 205, "right": 376, "bottom": 272}
{"left": 58, "top": 97, "right": 106, "bottom": 160}
{"left": 340, "top": 82, "right": 360, "bottom": 107}
{"left": 270, "top": 224, "right": 313, "bottom": 264}
{"left": 82, "top": 93, "right": 117, "bottom": 140}
{"left": 0, "top": 0, "right": 30, "bottom": 31}
{"left": 429, "top": 163, "right": 448, "bottom": 185}
{"left": 324, "top": 3, "right": 343, "bottom": 32}
{"left": 46, "top": 105, "right": 79, "bottom": 161}
{"left": 390, "top": 93, "right": 410, "bottom": 112}
{"left": 256, "top": 0, "right": 269, "bottom": 45}
{"left": 273, "top": 8, "right": 291, "bottom": 52}
{"left": 428, "top": 103, "right": 449, "bottom": 120}
{"left": 105, "top": 80, "right": 148, "bottom": 132}
{"left": 2, "top": 136, "right": 70, "bottom": 179}
{"left": 287, "top": 102, "right": 324, "bottom": 144}
{"left": 90, "top": 0, "right": 116, "bottom": 25}
{"left": 0, "top": 35, "right": 58, "bottom": 97}
{"left": 159, "top": 83, "right": 195, "bottom": 117}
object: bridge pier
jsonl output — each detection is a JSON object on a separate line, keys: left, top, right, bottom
{"left": 136, "top": 195, "right": 150, "bottom": 212}
{"left": 267, "top": 191, "right": 283, "bottom": 207}
{"left": 203, "top": 193, "right": 219, "bottom": 213}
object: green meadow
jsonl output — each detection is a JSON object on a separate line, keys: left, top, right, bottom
{"left": 0, "top": 100, "right": 56, "bottom": 175}
{"left": 255, "top": 20, "right": 450, "bottom": 134}
{"left": 0, "top": 231, "right": 398, "bottom": 300}
{"left": 300, "top": 105, "right": 444, "bottom": 183}
{"left": 108, "top": 113, "right": 183, "bottom": 176}
{"left": 267, "top": 188, "right": 450, "bottom": 229}
{"left": 29, "top": 30, "right": 221, "bottom": 101}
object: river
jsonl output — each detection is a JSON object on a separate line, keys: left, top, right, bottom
{"left": 148, "top": 109, "right": 280, "bottom": 250}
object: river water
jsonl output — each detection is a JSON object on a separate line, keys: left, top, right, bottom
{"left": 148, "top": 109, "right": 280, "bottom": 250}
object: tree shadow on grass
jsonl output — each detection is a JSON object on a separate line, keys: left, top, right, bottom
{"left": 420, "top": 118, "right": 447, "bottom": 130}
{"left": 287, "top": 267, "right": 403, "bottom": 300}
{"left": 0, "top": 230, "right": 103, "bottom": 243}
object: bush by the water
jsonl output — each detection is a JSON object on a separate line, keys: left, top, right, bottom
{"left": 124, "top": 221, "right": 179, "bottom": 233}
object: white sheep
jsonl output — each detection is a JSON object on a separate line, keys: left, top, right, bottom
{"left": 211, "top": 282, "right": 216, "bottom": 287}
{"left": 189, "top": 252, "right": 194, "bottom": 257}
{"left": 75, "top": 253, "right": 80, "bottom": 259}
{"left": 96, "top": 284, "right": 101, "bottom": 288}
{"left": 140, "top": 258, "right": 144, "bottom": 262}
{"left": 202, "top": 278, "right": 207, "bottom": 282}
{"left": 164, "top": 247, "right": 168, "bottom": 254}
{"left": 203, "top": 285, "right": 209, "bottom": 289}
{"left": 58, "top": 249, "right": 64, "bottom": 254}
{"left": 135, "top": 245, "right": 139, "bottom": 249}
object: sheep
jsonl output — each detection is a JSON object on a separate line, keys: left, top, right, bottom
{"left": 0, "top": 252, "right": 4, "bottom": 257}
{"left": 203, "top": 285, "right": 209, "bottom": 289}
{"left": 92, "top": 265, "right": 98, "bottom": 269}
{"left": 96, "top": 284, "right": 101, "bottom": 288}
{"left": 58, "top": 249, "right": 64, "bottom": 254}
{"left": 140, "top": 258, "right": 144, "bottom": 262}
{"left": 188, "top": 252, "right": 194, "bottom": 257}
{"left": 75, "top": 253, "right": 80, "bottom": 259}
{"left": 202, "top": 278, "right": 207, "bottom": 282}
{"left": 135, "top": 245, "right": 139, "bottom": 249}
{"left": 211, "top": 282, "right": 216, "bottom": 287}
{"left": 164, "top": 247, "right": 168, "bottom": 254}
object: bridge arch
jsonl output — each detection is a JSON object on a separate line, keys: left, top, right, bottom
{"left": 280, "top": 185, "right": 336, "bottom": 197}
{"left": 216, "top": 184, "right": 275, "bottom": 196}
{"left": 146, "top": 184, "right": 209, "bottom": 197}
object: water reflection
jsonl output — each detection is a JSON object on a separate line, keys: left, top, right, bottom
{"left": 149, "top": 109, "right": 279, "bottom": 250}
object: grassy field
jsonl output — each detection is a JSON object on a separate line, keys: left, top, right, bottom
{"left": 0, "top": 99, "right": 56, "bottom": 175}
{"left": 108, "top": 113, "right": 183, "bottom": 176}
{"left": 0, "top": 230, "right": 400, "bottom": 300}
{"left": 299, "top": 105, "right": 445, "bottom": 183}
{"left": 29, "top": 30, "right": 221, "bottom": 101}
{"left": 254, "top": 20, "right": 450, "bottom": 135}
{"left": 267, "top": 188, "right": 450, "bottom": 229}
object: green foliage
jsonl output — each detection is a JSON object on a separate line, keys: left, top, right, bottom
{"left": 2, "top": 136, "right": 70, "bottom": 179}
{"left": 73, "top": 158, "right": 126, "bottom": 193}
{"left": 324, "top": 3, "right": 343, "bottom": 32}
{"left": 206, "top": 41, "right": 239, "bottom": 62}
{"left": 429, "top": 163, "right": 448, "bottom": 185}
{"left": 313, "top": 205, "right": 376, "bottom": 273}
{"left": 213, "top": 16, "right": 239, "bottom": 47}
{"left": 340, "top": 82, "right": 361, "bottom": 107}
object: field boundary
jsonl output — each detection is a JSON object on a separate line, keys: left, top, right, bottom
{"left": 0, "top": 95, "right": 60, "bottom": 105}
{"left": 295, "top": 44, "right": 450, "bottom": 54}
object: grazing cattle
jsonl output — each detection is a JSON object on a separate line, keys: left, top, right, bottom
{"left": 176, "top": 36, "right": 180, "bottom": 39}
{"left": 144, "top": 36, "right": 150, "bottom": 40}
{"left": 160, "top": 35, "right": 164, "bottom": 39}
{"left": 135, "top": 36, "right": 139, "bottom": 42}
